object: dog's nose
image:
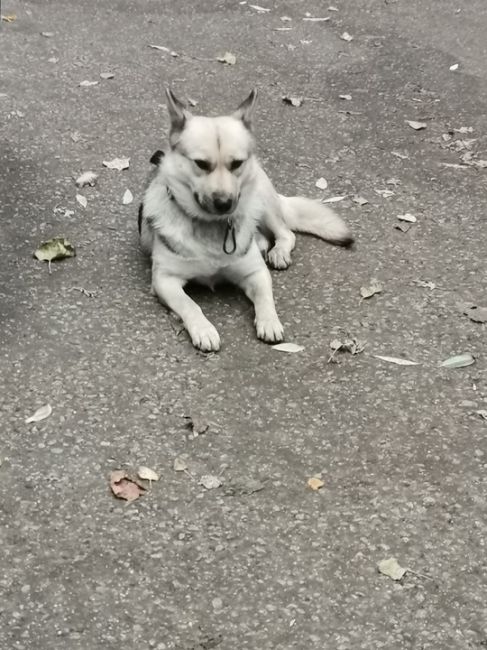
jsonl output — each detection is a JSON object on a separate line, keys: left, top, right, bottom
{"left": 212, "top": 194, "right": 233, "bottom": 214}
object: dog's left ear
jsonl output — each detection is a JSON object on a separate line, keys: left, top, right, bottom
{"left": 233, "top": 89, "right": 257, "bottom": 130}
{"left": 165, "top": 89, "right": 192, "bottom": 144}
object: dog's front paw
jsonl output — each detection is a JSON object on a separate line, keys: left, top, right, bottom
{"left": 188, "top": 320, "right": 221, "bottom": 352}
{"left": 266, "top": 246, "right": 292, "bottom": 270}
{"left": 255, "top": 316, "right": 284, "bottom": 343}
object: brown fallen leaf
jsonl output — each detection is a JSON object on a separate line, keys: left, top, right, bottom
{"left": 110, "top": 470, "right": 146, "bottom": 503}
{"left": 217, "top": 52, "right": 236, "bottom": 65}
{"left": 406, "top": 120, "right": 427, "bottom": 130}
{"left": 184, "top": 415, "right": 209, "bottom": 437}
{"left": 307, "top": 476, "right": 324, "bottom": 490}
{"left": 378, "top": 557, "right": 407, "bottom": 581}
{"left": 1, "top": 14, "right": 17, "bottom": 22}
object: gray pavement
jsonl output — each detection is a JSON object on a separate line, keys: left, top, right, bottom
{"left": 1, "top": 1, "right": 487, "bottom": 648}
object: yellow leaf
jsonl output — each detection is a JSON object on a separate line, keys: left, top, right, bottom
{"left": 307, "top": 477, "right": 324, "bottom": 491}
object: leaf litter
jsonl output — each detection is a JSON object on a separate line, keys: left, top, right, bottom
{"left": 282, "top": 95, "right": 303, "bottom": 107}
{"left": 100, "top": 72, "right": 115, "bottom": 80}
{"left": 25, "top": 403, "right": 52, "bottom": 424}
{"left": 34, "top": 238, "right": 76, "bottom": 273}
{"left": 122, "top": 189, "right": 134, "bottom": 205}
{"left": 406, "top": 120, "right": 427, "bottom": 130}
{"left": 360, "top": 279, "right": 383, "bottom": 300}
{"left": 200, "top": 475, "right": 222, "bottom": 490}
{"left": 374, "top": 355, "right": 419, "bottom": 366}
{"left": 462, "top": 304, "right": 487, "bottom": 323}
{"left": 76, "top": 194, "right": 87, "bottom": 208}
{"left": 307, "top": 476, "right": 324, "bottom": 491}
{"left": 137, "top": 466, "right": 159, "bottom": 482}
{"left": 340, "top": 32, "right": 353, "bottom": 42}
{"left": 272, "top": 342, "right": 304, "bottom": 353}
{"left": 79, "top": 80, "right": 99, "bottom": 87}
{"left": 75, "top": 171, "right": 98, "bottom": 187}
{"left": 378, "top": 557, "right": 407, "bottom": 581}
{"left": 440, "top": 353, "right": 475, "bottom": 369}
{"left": 328, "top": 336, "right": 365, "bottom": 363}
{"left": 397, "top": 213, "right": 417, "bottom": 223}
{"left": 110, "top": 470, "right": 146, "bottom": 503}
{"left": 103, "top": 157, "right": 130, "bottom": 171}
{"left": 217, "top": 52, "right": 236, "bottom": 65}
{"left": 352, "top": 195, "right": 368, "bottom": 206}
{"left": 315, "top": 177, "right": 328, "bottom": 190}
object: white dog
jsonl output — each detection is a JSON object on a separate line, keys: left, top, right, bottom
{"left": 139, "top": 89, "right": 353, "bottom": 352}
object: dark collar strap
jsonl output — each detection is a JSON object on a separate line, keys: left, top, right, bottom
{"left": 167, "top": 185, "right": 237, "bottom": 255}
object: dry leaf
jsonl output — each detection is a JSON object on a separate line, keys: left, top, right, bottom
{"left": 406, "top": 120, "right": 427, "bottom": 130}
{"left": 397, "top": 213, "right": 417, "bottom": 223}
{"left": 25, "top": 403, "right": 52, "bottom": 424}
{"left": 307, "top": 477, "right": 324, "bottom": 491}
{"left": 40, "top": 31, "right": 54, "bottom": 37}
{"left": 282, "top": 95, "right": 303, "bottom": 107}
{"left": 137, "top": 466, "right": 159, "bottom": 482}
{"left": 395, "top": 222, "right": 412, "bottom": 233}
{"left": 185, "top": 415, "right": 209, "bottom": 436}
{"left": 360, "top": 280, "right": 383, "bottom": 299}
{"left": 378, "top": 557, "right": 406, "bottom": 581}
{"left": 340, "top": 31, "right": 353, "bottom": 42}
{"left": 1, "top": 14, "right": 17, "bottom": 22}
{"left": 76, "top": 194, "right": 87, "bottom": 208}
{"left": 122, "top": 189, "right": 134, "bottom": 205}
{"left": 352, "top": 195, "right": 368, "bottom": 206}
{"left": 449, "top": 63, "right": 459, "bottom": 71}
{"left": 174, "top": 457, "right": 188, "bottom": 472}
{"left": 463, "top": 305, "right": 487, "bottom": 324}
{"left": 374, "top": 355, "right": 419, "bottom": 366}
{"left": 272, "top": 342, "right": 304, "bottom": 353}
{"left": 100, "top": 72, "right": 115, "bottom": 80}
{"left": 315, "top": 177, "right": 328, "bottom": 190}
{"left": 75, "top": 171, "right": 98, "bottom": 188}
{"left": 391, "top": 151, "right": 409, "bottom": 160}
{"left": 440, "top": 353, "right": 475, "bottom": 369}
{"left": 79, "top": 80, "right": 99, "bottom": 87}
{"left": 339, "top": 94, "right": 352, "bottom": 101}
{"left": 110, "top": 470, "right": 145, "bottom": 503}
{"left": 303, "top": 17, "right": 330, "bottom": 22}
{"left": 249, "top": 4, "right": 270, "bottom": 12}
{"left": 200, "top": 475, "right": 222, "bottom": 490}
{"left": 34, "top": 238, "right": 76, "bottom": 264}
{"left": 374, "top": 188, "right": 394, "bottom": 198}
{"left": 322, "top": 195, "right": 346, "bottom": 204}
{"left": 148, "top": 44, "right": 170, "bottom": 51}
{"left": 329, "top": 337, "right": 365, "bottom": 356}
{"left": 455, "top": 126, "right": 473, "bottom": 134}
{"left": 103, "top": 157, "right": 130, "bottom": 171}
{"left": 217, "top": 52, "right": 236, "bottom": 65}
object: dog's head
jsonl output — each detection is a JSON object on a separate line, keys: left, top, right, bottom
{"left": 164, "top": 89, "right": 258, "bottom": 220}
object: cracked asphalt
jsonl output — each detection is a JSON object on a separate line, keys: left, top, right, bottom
{"left": 1, "top": 1, "right": 487, "bottom": 648}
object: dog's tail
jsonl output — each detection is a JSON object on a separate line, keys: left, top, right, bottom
{"left": 278, "top": 195, "right": 353, "bottom": 247}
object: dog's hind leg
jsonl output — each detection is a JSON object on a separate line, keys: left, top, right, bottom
{"left": 152, "top": 270, "right": 221, "bottom": 352}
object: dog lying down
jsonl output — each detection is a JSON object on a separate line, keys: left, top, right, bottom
{"left": 138, "top": 89, "right": 353, "bottom": 352}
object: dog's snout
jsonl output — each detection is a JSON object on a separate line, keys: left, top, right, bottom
{"left": 212, "top": 193, "right": 233, "bottom": 214}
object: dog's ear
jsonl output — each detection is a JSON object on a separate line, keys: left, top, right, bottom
{"left": 233, "top": 89, "right": 257, "bottom": 130}
{"left": 165, "top": 89, "right": 191, "bottom": 142}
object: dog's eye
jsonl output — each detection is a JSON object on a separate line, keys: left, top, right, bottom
{"left": 230, "top": 159, "right": 244, "bottom": 171}
{"left": 193, "top": 159, "right": 211, "bottom": 172}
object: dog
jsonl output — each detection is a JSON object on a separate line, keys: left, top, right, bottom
{"left": 138, "top": 89, "right": 353, "bottom": 352}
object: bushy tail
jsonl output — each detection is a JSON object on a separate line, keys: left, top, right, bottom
{"left": 278, "top": 195, "right": 353, "bottom": 247}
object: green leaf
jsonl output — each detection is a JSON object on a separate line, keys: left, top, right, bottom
{"left": 34, "top": 237, "right": 76, "bottom": 263}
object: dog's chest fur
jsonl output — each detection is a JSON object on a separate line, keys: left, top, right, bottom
{"left": 142, "top": 174, "right": 258, "bottom": 283}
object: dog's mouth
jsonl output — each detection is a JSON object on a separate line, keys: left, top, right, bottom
{"left": 193, "top": 192, "right": 239, "bottom": 217}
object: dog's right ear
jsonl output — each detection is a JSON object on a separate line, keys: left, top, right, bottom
{"left": 233, "top": 89, "right": 258, "bottom": 130}
{"left": 165, "top": 89, "right": 191, "bottom": 143}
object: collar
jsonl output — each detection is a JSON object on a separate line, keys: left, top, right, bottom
{"left": 166, "top": 185, "right": 237, "bottom": 255}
